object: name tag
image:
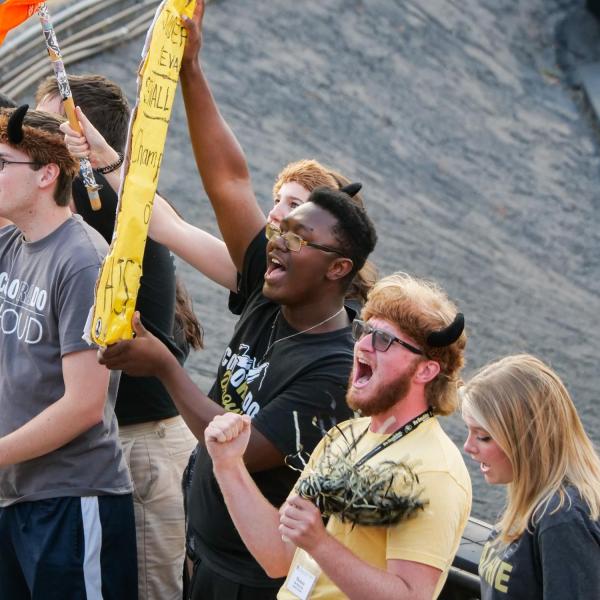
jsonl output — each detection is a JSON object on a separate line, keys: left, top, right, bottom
{"left": 285, "top": 564, "right": 318, "bottom": 600}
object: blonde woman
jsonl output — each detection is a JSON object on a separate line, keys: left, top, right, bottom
{"left": 462, "top": 354, "right": 600, "bottom": 599}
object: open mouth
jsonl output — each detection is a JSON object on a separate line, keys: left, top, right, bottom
{"left": 480, "top": 463, "right": 490, "bottom": 473}
{"left": 265, "top": 255, "right": 287, "bottom": 283}
{"left": 353, "top": 357, "right": 373, "bottom": 388}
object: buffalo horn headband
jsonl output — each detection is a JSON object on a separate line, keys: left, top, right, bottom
{"left": 427, "top": 312, "right": 464, "bottom": 347}
{"left": 0, "top": 104, "right": 78, "bottom": 178}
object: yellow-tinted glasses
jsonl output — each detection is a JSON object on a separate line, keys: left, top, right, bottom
{"left": 265, "top": 223, "right": 346, "bottom": 256}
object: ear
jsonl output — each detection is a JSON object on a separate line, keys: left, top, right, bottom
{"left": 326, "top": 257, "right": 354, "bottom": 282}
{"left": 36, "top": 163, "right": 60, "bottom": 191}
{"left": 414, "top": 360, "right": 440, "bottom": 384}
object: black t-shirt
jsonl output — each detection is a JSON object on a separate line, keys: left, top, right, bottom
{"left": 227, "top": 229, "right": 266, "bottom": 315}
{"left": 73, "top": 176, "right": 186, "bottom": 425}
{"left": 479, "top": 487, "right": 600, "bottom": 599}
{"left": 187, "top": 231, "right": 354, "bottom": 588}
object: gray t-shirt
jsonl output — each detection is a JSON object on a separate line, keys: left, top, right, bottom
{"left": 0, "top": 216, "right": 132, "bottom": 506}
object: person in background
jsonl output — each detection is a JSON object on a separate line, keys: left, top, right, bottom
{"left": 462, "top": 354, "right": 600, "bottom": 599}
{"left": 36, "top": 73, "right": 202, "bottom": 600}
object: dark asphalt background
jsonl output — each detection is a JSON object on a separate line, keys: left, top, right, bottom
{"left": 17, "top": 0, "right": 600, "bottom": 521}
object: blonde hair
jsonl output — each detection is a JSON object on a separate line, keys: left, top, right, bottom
{"left": 462, "top": 354, "right": 600, "bottom": 543}
{"left": 362, "top": 272, "right": 466, "bottom": 415}
{"left": 273, "top": 159, "right": 377, "bottom": 304}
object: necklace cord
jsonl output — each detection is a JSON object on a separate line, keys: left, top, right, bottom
{"left": 261, "top": 306, "right": 346, "bottom": 361}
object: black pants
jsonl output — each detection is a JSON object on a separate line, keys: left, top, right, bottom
{"left": 0, "top": 495, "right": 137, "bottom": 600}
{"left": 185, "top": 558, "right": 279, "bottom": 600}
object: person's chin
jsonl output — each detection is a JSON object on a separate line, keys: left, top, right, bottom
{"left": 347, "top": 386, "right": 377, "bottom": 416}
{"left": 262, "top": 279, "right": 288, "bottom": 303}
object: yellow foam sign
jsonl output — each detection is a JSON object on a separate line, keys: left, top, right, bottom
{"left": 90, "top": 0, "right": 196, "bottom": 346}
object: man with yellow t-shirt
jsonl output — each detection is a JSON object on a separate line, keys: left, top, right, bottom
{"left": 204, "top": 272, "right": 472, "bottom": 600}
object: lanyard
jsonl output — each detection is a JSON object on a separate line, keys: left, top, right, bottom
{"left": 352, "top": 408, "right": 434, "bottom": 469}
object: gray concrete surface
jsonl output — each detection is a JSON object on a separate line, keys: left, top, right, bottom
{"left": 15, "top": 0, "right": 600, "bottom": 521}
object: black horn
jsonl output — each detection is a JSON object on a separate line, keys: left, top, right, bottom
{"left": 7, "top": 104, "right": 29, "bottom": 144}
{"left": 427, "top": 313, "right": 465, "bottom": 347}
{"left": 340, "top": 182, "right": 362, "bottom": 197}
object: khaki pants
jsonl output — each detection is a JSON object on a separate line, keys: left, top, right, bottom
{"left": 120, "top": 415, "right": 197, "bottom": 600}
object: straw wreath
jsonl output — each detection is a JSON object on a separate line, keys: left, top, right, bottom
{"left": 290, "top": 416, "right": 427, "bottom": 527}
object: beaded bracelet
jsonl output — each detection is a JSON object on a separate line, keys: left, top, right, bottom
{"left": 97, "top": 152, "right": 124, "bottom": 174}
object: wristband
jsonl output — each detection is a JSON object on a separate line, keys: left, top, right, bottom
{"left": 97, "top": 152, "right": 124, "bottom": 174}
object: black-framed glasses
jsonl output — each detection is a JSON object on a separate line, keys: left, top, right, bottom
{"left": 265, "top": 223, "right": 345, "bottom": 256}
{"left": 352, "top": 319, "right": 424, "bottom": 355}
{"left": 0, "top": 158, "right": 42, "bottom": 173}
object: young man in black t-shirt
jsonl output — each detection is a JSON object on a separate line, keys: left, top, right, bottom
{"left": 88, "top": 3, "right": 377, "bottom": 598}
{"left": 100, "top": 186, "right": 377, "bottom": 599}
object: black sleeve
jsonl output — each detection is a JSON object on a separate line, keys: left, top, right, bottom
{"left": 72, "top": 173, "right": 118, "bottom": 245}
{"left": 539, "top": 520, "right": 600, "bottom": 599}
{"left": 227, "top": 228, "right": 267, "bottom": 315}
{"left": 136, "top": 239, "right": 185, "bottom": 362}
{"left": 251, "top": 359, "right": 353, "bottom": 467}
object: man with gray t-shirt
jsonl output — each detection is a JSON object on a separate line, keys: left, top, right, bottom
{"left": 0, "top": 106, "right": 136, "bottom": 599}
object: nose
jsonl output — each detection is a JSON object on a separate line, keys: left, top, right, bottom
{"left": 355, "top": 332, "right": 375, "bottom": 353}
{"left": 267, "top": 230, "right": 289, "bottom": 254}
{"left": 463, "top": 433, "right": 477, "bottom": 455}
{"left": 268, "top": 202, "right": 286, "bottom": 226}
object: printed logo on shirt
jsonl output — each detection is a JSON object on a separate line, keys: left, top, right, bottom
{"left": 0, "top": 272, "right": 47, "bottom": 344}
{"left": 219, "top": 344, "right": 268, "bottom": 418}
{"left": 479, "top": 539, "right": 513, "bottom": 593}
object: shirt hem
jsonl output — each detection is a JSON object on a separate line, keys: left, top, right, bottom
{"left": 0, "top": 485, "right": 133, "bottom": 507}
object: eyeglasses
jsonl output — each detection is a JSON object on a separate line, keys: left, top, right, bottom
{"left": 352, "top": 319, "right": 424, "bottom": 355}
{"left": 0, "top": 158, "right": 42, "bottom": 172}
{"left": 265, "top": 223, "right": 345, "bottom": 256}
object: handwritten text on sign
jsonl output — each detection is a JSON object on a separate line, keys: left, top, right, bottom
{"left": 90, "top": 0, "right": 195, "bottom": 346}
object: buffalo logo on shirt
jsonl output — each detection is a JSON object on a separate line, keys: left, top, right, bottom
{"left": 219, "top": 344, "right": 268, "bottom": 418}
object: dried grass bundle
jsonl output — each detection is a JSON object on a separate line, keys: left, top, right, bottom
{"left": 293, "top": 424, "right": 427, "bottom": 527}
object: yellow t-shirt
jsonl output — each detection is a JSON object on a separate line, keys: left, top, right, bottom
{"left": 278, "top": 417, "right": 472, "bottom": 600}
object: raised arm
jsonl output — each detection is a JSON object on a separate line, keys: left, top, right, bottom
{"left": 61, "top": 108, "right": 239, "bottom": 291}
{"left": 0, "top": 349, "right": 108, "bottom": 467}
{"left": 180, "top": 0, "right": 266, "bottom": 269}
{"left": 204, "top": 413, "right": 297, "bottom": 578}
{"left": 150, "top": 195, "right": 237, "bottom": 291}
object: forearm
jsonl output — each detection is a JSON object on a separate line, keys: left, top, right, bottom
{"left": 98, "top": 166, "right": 122, "bottom": 193}
{"left": 0, "top": 392, "right": 103, "bottom": 467}
{"left": 94, "top": 141, "right": 122, "bottom": 192}
{"left": 180, "top": 60, "right": 250, "bottom": 199}
{"left": 158, "top": 353, "right": 225, "bottom": 439}
{"left": 179, "top": 58, "right": 265, "bottom": 269}
{"left": 149, "top": 195, "right": 238, "bottom": 290}
{"left": 310, "top": 537, "right": 420, "bottom": 600}
{"left": 213, "top": 460, "right": 294, "bottom": 578}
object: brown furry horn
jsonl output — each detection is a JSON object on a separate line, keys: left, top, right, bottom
{"left": 427, "top": 313, "right": 464, "bottom": 347}
{"left": 7, "top": 104, "right": 29, "bottom": 144}
{"left": 340, "top": 182, "right": 362, "bottom": 197}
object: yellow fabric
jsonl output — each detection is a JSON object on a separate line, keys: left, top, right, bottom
{"left": 90, "top": 0, "right": 195, "bottom": 345}
{"left": 278, "top": 417, "right": 472, "bottom": 600}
